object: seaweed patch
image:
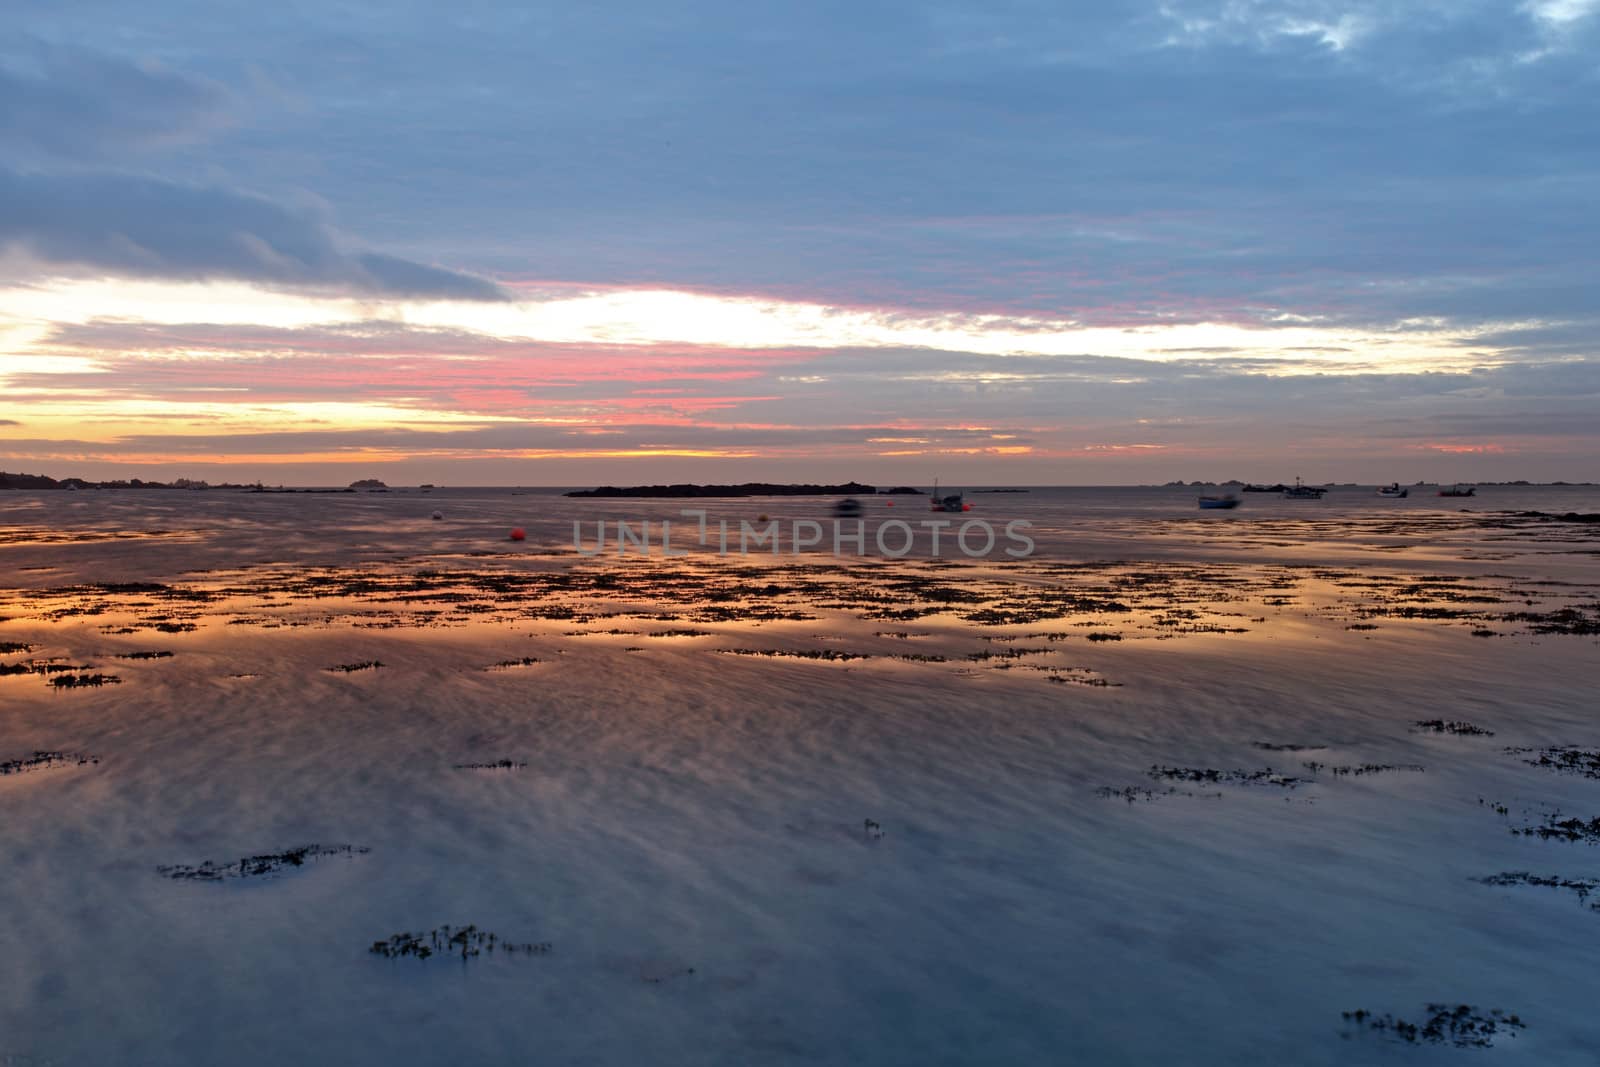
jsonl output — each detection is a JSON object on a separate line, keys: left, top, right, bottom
{"left": 1477, "top": 871, "right": 1600, "bottom": 911}
{"left": 1508, "top": 746, "right": 1600, "bottom": 779}
{"left": 1414, "top": 720, "right": 1494, "bottom": 737}
{"left": 370, "top": 924, "right": 551, "bottom": 961}
{"left": 157, "top": 844, "right": 370, "bottom": 881}
{"left": 49, "top": 673, "right": 120, "bottom": 688}
{"left": 1, "top": 750, "right": 99, "bottom": 776}
{"left": 325, "top": 660, "right": 384, "bottom": 673}
{"left": 1148, "top": 765, "right": 1305, "bottom": 788}
{"left": 1340, "top": 1004, "right": 1525, "bottom": 1048}
{"left": 454, "top": 759, "right": 527, "bottom": 771}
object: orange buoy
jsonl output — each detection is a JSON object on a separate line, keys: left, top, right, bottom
{"left": 509, "top": 528, "right": 526, "bottom": 541}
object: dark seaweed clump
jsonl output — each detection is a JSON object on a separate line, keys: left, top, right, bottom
{"left": 158, "top": 844, "right": 370, "bottom": 881}
{"left": 1, "top": 660, "right": 91, "bottom": 676}
{"left": 1, "top": 750, "right": 99, "bottom": 776}
{"left": 1478, "top": 871, "right": 1600, "bottom": 910}
{"left": 1251, "top": 741, "right": 1326, "bottom": 752}
{"left": 1095, "top": 784, "right": 1220, "bottom": 803}
{"left": 716, "top": 648, "right": 869, "bottom": 661}
{"left": 484, "top": 657, "right": 539, "bottom": 670}
{"left": 454, "top": 759, "right": 527, "bottom": 771}
{"left": 1500, "top": 606, "right": 1600, "bottom": 635}
{"left": 1148, "top": 765, "right": 1304, "bottom": 788}
{"left": 370, "top": 924, "right": 551, "bottom": 960}
{"left": 1509, "top": 746, "right": 1600, "bottom": 779}
{"left": 50, "top": 672, "right": 120, "bottom": 688}
{"left": 325, "top": 660, "right": 384, "bottom": 673}
{"left": 1414, "top": 719, "right": 1494, "bottom": 736}
{"left": 1301, "top": 761, "right": 1424, "bottom": 777}
{"left": 115, "top": 650, "right": 174, "bottom": 660}
{"left": 1342, "top": 1005, "right": 1524, "bottom": 1048}
{"left": 1513, "top": 813, "right": 1600, "bottom": 843}
{"left": 1043, "top": 670, "right": 1119, "bottom": 687}
{"left": 0, "top": 641, "right": 34, "bottom": 654}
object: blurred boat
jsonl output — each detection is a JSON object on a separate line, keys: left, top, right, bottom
{"left": 1377, "top": 483, "right": 1408, "bottom": 498}
{"left": 929, "top": 479, "right": 967, "bottom": 512}
{"left": 1439, "top": 485, "right": 1476, "bottom": 497}
{"left": 1198, "top": 494, "right": 1241, "bottom": 509}
{"left": 833, "top": 498, "right": 863, "bottom": 518}
{"left": 1283, "top": 478, "right": 1326, "bottom": 499}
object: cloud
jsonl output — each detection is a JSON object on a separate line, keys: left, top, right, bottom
{"left": 0, "top": 168, "right": 510, "bottom": 301}
{"left": 1524, "top": 0, "right": 1599, "bottom": 26}
{"left": 5, "top": 4, "right": 1600, "bottom": 482}
{"left": 0, "top": 42, "right": 230, "bottom": 161}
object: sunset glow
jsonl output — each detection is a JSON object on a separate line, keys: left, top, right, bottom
{"left": 4, "top": 3, "right": 1597, "bottom": 485}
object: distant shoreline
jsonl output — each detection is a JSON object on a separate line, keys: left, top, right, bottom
{"left": 2, "top": 470, "right": 1595, "bottom": 492}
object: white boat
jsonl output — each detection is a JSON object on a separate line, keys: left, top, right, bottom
{"left": 1377, "top": 483, "right": 1408, "bottom": 498}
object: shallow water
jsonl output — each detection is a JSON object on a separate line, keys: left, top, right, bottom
{"left": 2, "top": 488, "right": 1598, "bottom": 1064}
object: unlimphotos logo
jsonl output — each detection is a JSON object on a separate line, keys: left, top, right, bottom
{"left": 573, "top": 509, "right": 1035, "bottom": 558}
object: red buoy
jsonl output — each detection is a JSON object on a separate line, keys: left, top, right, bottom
{"left": 509, "top": 528, "right": 526, "bottom": 541}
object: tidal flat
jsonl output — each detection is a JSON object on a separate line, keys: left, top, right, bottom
{"left": 2, "top": 486, "right": 1598, "bottom": 1065}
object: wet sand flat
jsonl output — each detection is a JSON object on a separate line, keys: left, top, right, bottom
{"left": 2, "top": 487, "right": 1598, "bottom": 1065}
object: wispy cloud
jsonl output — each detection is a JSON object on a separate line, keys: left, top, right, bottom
{"left": 0, "top": 169, "right": 509, "bottom": 301}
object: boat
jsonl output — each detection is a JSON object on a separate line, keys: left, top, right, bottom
{"left": 1282, "top": 478, "right": 1326, "bottom": 500}
{"left": 833, "top": 497, "right": 863, "bottom": 518}
{"left": 1198, "top": 493, "right": 1241, "bottom": 510}
{"left": 929, "top": 479, "right": 968, "bottom": 513}
{"left": 1439, "top": 485, "right": 1476, "bottom": 497}
{"left": 1377, "top": 483, "right": 1408, "bottom": 498}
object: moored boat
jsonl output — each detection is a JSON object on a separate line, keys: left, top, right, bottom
{"left": 1198, "top": 494, "right": 1241, "bottom": 510}
{"left": 929, "top": 479, "right": 968, "bottom": 512}
{"left": 1439, "top": 484, "right": 1476, "bottom": 497}
{"left": 1283, "top": 477, "right": 1326, "bottom": 499}
{"left": 1377, "top": 483, "right": 1408, "bottom": 498}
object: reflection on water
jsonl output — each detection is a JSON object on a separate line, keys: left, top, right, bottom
{"left": 1, "top": 489, "right": 1598, "bottom": 1066}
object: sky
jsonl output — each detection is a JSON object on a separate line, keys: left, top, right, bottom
{"left": 2, "top": 0, "right": 1597, "bottom": 486}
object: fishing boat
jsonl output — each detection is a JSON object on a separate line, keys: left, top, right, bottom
{"left": 833, "top": 497, "right": 863, "bottom": 518}
{"left": 929, "top": 479, "right": 968, "bottom": 512}
{"left": 1439, "top": 485, "right": 1476, "bottom": 497}
{"left": 1282, "top": 477, "right": 1326, "bottom": 500}
{"left": 1377, "top": 483, "right": 1408, "bottom": 498}
{"left": 1198, "top": 493, "right": 1241, "bottom": 510}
